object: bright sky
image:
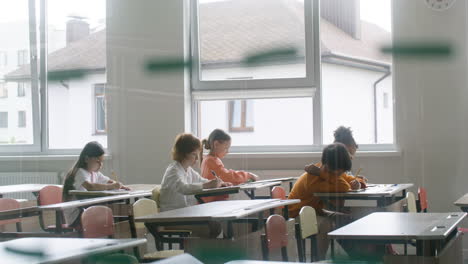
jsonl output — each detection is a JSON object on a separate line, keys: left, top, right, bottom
{"left": 0, "top": 0, "right": 105, "bottom": 28}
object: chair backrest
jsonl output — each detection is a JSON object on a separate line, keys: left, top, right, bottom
{"left": 406, "top": 192, "right": 417, "bottom": 213}
{"left": 133, "top": 198, "right": 158, "bottom": 229}
{"left": 38, "top": 185, "right": 63, "bottom": 206}
{"left": 418, "top": 187, "right": 428, "bottom": 212}
{"left": 81, "top": 206, "right": 114, "bottom": 238}
{"left": 271, "top": 186, "right": 286, "bottom": 200}
{"left": 265, "top": 214, "right": 288, "bottom": 250}
{"left": 0, "top": 198, "right": 21, "bottom": 226}
{"left": 298, "top": 206, "right": 318, "bottom": 239}
{"left": 152, "top": 186, "right": 161, "bottom": 208}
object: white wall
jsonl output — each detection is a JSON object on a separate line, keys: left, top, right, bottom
{"left": 106, "top": 0, "right": 188, "bottom": 184}
{"left": 1, "top": 0, "right": 468, "bottom": 214}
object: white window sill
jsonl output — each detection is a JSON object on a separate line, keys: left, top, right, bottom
{"left": 0, "top": 154, "right": 112, "bottom": 162}
{"left": 225, "top": 150, "right": 401, "bottom": 159}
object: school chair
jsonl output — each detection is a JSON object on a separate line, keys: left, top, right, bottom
{"left": 0, "top": 198, "right": 22, "bottom": 232}
{"left": 37, "top": 185, "right": 75, "bottom": 233}
{"left": 261, "top": 214, "right": 288, "bottom": 261}
{"left": 132, "top": 198, "right": 185, "bottom": 262}
{"left": 405, "top": 191, "right": 417, "bottom": 213}
{"left": 295, "top": 206, "right": 319, "bottom": 262}
{"left": 270, "top": 186, "right": 287, "bottom": 216}
{"left": 418, "top": 187, "right": 428, "bottom": 212}
{"left": 81, "top": 206, "right": 114, "bottom": 238}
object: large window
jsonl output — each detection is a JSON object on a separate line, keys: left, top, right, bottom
{"left": 192, "top": 0, "right": 394, "bottom": 151}
{"left": 0, "top": 0, "right": 36, "bottom": 149}
{"left": 0, "top": 0, "right": 106, "bottom": 153}
{"left": 192, "top": 0, "right": 319, "bottom": 151}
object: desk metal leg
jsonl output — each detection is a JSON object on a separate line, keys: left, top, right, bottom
{"left": 195, "top": 195, "right": 205, "bottom": 204}
{"left": 243, "top": 190, "right": 256, "bottom": 199}
{"left": 257, "top": 211, "right": 264, "bottom": 230}
{"left": 331, "top": 239, "right": 335, "bottom": 259}
{"left": 55, "top": 211, "right": 63, "bottom": 234}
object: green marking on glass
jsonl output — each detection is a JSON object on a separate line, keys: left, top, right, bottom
{"left": 145, "top": 58, "right": 191, "bottom": 73}
{"left": 381, "top": 43, "right": 452, "bottom": 57}
{"left": 244, "top": 47, "right": 299, "bottom": 65}
{"left": 47, "top": 69, "right": 87, "bottom": 81}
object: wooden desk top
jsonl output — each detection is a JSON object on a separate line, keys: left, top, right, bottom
{"left": 252, "top": 177, "right": 299, "bottom": 184}
{"left": 39, "top": 192, "right": 150, "bottom": 211}
{"left": 0, "top": 206, "right": 39, "bottom": 220}
{"left": 328, "top": 212, "right": 466, "bottom": 241}
{"left": 0, "top": 237, "right": 146, "bottom": 264}
{"left": 135, "top": 199, "right": 300, "bottom": 224}
{"left": 314, "top": 183, "right": 414, "bottom": 198}
{"left": 0, "top": 184, "right": 60, "bottom": 195}
{"left": 69, "top": 189, "right": 150, "bottom": 197}
{"left": 239, "top": 181, "right": 282, "bottom": 190}
{"left": 194, "top": 186, "right": 241, "bottom": 196}
{"left": 454, "top": 193, "right": 468, "bottom": 207}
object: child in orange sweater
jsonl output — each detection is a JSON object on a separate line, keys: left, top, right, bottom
{"left": 200, "top": 129, "right": 259, "bottom": 202}
{"left": 288, "top": 143, "right": 357, "bottom": 259}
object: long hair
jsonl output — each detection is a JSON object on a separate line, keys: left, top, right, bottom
{"left": 200, "top": 128, "right": 231, "bottom": 165}
{"left": 63, "top": 141, "right": 105, "bottom": 201}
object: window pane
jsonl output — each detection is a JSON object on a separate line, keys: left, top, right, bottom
{"left": 199, "top": 97, "right": 313, "bottom": 146}
{"left": 0, "top": 112, "right": 8, "bottom": 128}
{"left": 17, "top": 83, "right": 26, "bottom": 97}
{"left": 198, "top": 0, "right": 306, "bottom": 81}
{"left": 95, "top": 96, "right": 106, "bottom": 133}
{"left": 245, "top": 100, "right": 254, "bottom": 127}
{"left": 321, "top": 0, "right": 393, "bottom": 144}
{"left": 18, "top": 111, "right": 26, "bottom": 128}
{"left": 230, "top": 100, "right": 242, "bottom": 128}
{"left": 0, "top": 0, "right": 34, "bottom": 145}
{"left": 47, "top": 0, "right": 107, "bottom": 149}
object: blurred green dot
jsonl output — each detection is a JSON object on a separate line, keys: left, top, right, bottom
{"left": 380, "top": 43, "right": 452, "bottom": 57}
{"left": 145, "top": 58, "right": 190, "bottom": 73}
{"left": 244, "top": 47, "right": 299, "bottom": 65}
{"left": 47, "top": 69, "right": 87, "bottom": 81}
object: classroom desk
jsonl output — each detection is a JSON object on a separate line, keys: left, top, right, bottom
{"left": 136, "top": 199, "right": 300, "bottom": 239}
{"left": 193, "top": 181, "right": 281, "bottom": 203}
{"left": 239, "top": 181, "right": 282, "bottom": 199}
{"left": 328, "top": 212, "right": 466, "bottom": 258}
{"left": 252, "top": 177, "right": 299, "bottom": 192}
{"left": 454, "top": 193, "right": 468, "bottom": 212}
{"left": 0, "top": 237, "right": 146, "bottom": 264}
{"left": 314, "top": 183, "right": 413, "bottom": 208}
{"left": 0, "top": 184, "right": 61, "bottom": 198}
{"left": 40, "top": 192, "right": 150, "bottom": 235}
{"left": 69, "top": 185, "right": 155, "bottom": 199}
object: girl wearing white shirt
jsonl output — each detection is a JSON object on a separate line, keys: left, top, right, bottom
{"left": 159, "top": 133, "right": 230, "bottom": 238}
{"left": 62, "top": 141, "right": 129, "bottom": 226}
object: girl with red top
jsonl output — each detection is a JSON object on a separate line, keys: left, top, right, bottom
{"left": 200, "top": 129, "right": 259, "bottom": 202}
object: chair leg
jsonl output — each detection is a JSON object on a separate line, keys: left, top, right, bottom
{"left": 281, "top": 247, "right": 288, "bottom": 261}
{"left": 295, "top": 224, "right": 305, "bottom": 262}
{"left": 261, "top": 235, "right": 269, "bottom": 260}
{"left": 310, "top": 236, "right": 319, "bottom": 262}
{"left": 16, "top": 222, "right": 22, "bottom": 232}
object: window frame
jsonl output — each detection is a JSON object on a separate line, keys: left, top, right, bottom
{"left": 0, "top": 83, "right": 7, "bottom": 98}
{"left": 0, "top": 51, "right": 7, "bottom": 67}
{"left": 190, "top": 0, "right": 319, "bottom": 91}
{"left": 17, "top": 83, "right": 26, "bottom": 97}
{"left": 93, "top": 83, "right": 107, "bottom": 135}
{"left": 228, "top": 100, "right": 254, "bottom": 133}
{"left": 190, "top": 0, "right": 322, "bottom": 152}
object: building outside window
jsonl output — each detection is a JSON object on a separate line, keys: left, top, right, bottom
{"left": 0, "top": 112, "right": 8, "bottom": 128}
{"left": 94, "top": 84, "right": 107, "bottom": 134}
{"left": 18, "top": 111, "right": 26, "bottom": 128}
{"left": 17, "top": 83, "right": 26, "bottom": 97}
{"left": 228, "top": 100, "right": 254, "bottom": 132}
{"left": 17, "top": 49, "right": 28, "bottom": 66}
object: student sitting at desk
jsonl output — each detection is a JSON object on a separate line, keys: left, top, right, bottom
{"left": 159, "top": 133, "right": 231, "bottom": 238}
{"left": 62, "top": 141, "right": 129, "bottom": 227}
{"left": 305, "top": 126, "right": 368, "bottom": 184}
{"left": 288, "top": 143, "right": 359, "bottom": 259}
{"left": 200, "top": 129, "right": 259, "bottom": 202}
